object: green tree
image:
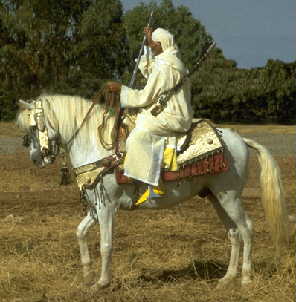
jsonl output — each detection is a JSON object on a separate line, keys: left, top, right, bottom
{"left": 72, "top": 0, "right": 128, "bottom": 96}
{"left": 0, "top": 0, "right": 128, "bottom": 120}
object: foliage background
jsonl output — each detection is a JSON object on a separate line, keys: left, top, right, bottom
{"left": 0, "top": 0, "right": 295, "bottom": 122}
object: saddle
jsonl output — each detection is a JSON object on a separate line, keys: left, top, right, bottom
{"left": 115, "top": 118, "right": 228, "bottom": 184}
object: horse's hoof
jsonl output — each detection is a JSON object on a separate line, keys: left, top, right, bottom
{"left": 216, "top": 277, "right": 235, "bottom": 290}
{"left": 90, "top": 280, "right": 110, "bottom": 293}
{"left": 241, "top": 278, "right": 252, "bottom": 288}
{"left": 98, "top": 279, "right": 111, "bottom": 289}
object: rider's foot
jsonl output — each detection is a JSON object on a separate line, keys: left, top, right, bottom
{"left": 148, "top": 185, "right": 165, "bottom": 198}
{"left": 135, "top": 185, "right": 165, "bottom": 206}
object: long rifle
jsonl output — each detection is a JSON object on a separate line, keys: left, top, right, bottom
{"left": 128, "top": 10, "right": 154, "bottom": 88}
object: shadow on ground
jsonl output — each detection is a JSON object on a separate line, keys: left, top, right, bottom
{"left": 138, "top": 260, "right": 227, "bottom": 284}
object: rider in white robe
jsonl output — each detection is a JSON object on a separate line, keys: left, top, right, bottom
{"left": 112, "top": 28, "right": 193, "bottom": 186}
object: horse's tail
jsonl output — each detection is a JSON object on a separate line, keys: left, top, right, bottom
{"left": 243, "top": 137, "right": 289, "bottom": 251}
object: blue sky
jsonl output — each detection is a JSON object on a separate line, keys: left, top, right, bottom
{"left": 121, "top": 0, "right": 296, "bottom": 68}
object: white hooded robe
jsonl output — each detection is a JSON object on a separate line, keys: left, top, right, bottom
{"left": 120, "top": 28, "right": 193, "bottom": 185}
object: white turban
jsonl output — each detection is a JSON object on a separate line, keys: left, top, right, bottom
{"left": 152, "top": 28, "right": 177, "bottom": 52}
{"left": 151, "top": 28, "right": 186, "bottom": 74}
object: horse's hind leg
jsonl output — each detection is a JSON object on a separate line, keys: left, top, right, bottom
{"left": 77, "top": 212, "right": 96, "bottom": 285}
{"left": 208, "top": 191, "right": 252, "bottom": 287}
{"left": 207, "top": 193, "right": 240, "bottom": 287}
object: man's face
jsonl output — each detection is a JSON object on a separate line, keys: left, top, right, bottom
{"left": 149, "top": 40, "right": 163, "bottom": 56}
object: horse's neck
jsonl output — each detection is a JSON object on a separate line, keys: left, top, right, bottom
{"left": 48, "top": 97, "right": 115, "bottom": 168}
{"left": 67, "top": 133, "right": 107, "bottom": 168}
{"left": 66, "top": 120, "right": 116, "bottom": 169}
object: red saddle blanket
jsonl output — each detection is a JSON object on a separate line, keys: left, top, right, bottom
{"left": 115, "top": 151, "right": 228, "bottom": 184}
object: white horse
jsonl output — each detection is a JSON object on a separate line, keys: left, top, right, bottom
{"left": 16, "top": 94, "right": 288, "bottom": 290}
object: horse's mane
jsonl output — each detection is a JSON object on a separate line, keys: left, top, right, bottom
{"left": 17, "top": 93, "right": 117, "bottom": 147}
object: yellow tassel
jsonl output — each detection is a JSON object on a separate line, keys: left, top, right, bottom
{"left": 163, "top": 147, "right": 178, "bottom": 171}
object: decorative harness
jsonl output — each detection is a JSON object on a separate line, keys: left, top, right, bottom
{"left": 23, "top": 100, "right": 60, "bottom": 160}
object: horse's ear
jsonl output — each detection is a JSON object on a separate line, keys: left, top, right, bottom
{"left": 18, "top": 99, "right": 33, "bottom": 110}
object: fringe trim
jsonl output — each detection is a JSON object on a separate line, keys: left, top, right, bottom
{"left": 116, "top": 152, "right": 228, "bottom": 184}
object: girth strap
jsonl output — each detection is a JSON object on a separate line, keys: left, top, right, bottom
{"left": 73, "top": 155, "right": 115, "bottom": 176}
{"left": 74, "top": 154, "right": 124, "bottom": 191}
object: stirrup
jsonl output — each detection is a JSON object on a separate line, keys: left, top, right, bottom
{"left": 135, "top": 185, "right": 165, "bottom": 206}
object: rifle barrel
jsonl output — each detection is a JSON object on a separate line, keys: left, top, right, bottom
{"left": 128, "top": 10, "right": 154, "bottom": 88}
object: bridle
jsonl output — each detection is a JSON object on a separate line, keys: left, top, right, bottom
{"left": 21, "top": 89, "right": 123, "bottom": 166}
{"left": 21, "top": 99, "right": 60, "bottom": 163}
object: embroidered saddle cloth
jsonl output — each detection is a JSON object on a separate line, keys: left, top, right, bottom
{"left": 116, "top": 118, "right": 228, "bottom": 184}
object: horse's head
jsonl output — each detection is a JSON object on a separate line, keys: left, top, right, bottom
{"left": 17, "top": 98, "right": 61, "bottom": 167}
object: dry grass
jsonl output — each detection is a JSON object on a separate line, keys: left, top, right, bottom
{"left": 0, "top": 123, "right": 295, "bottom": 301}
{"left": 0, "top": 122, "right": 25, "bottom": 138}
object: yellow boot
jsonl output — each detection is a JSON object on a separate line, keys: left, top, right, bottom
{"left": 135, "top": 185, "right": 165, "bottom": 206}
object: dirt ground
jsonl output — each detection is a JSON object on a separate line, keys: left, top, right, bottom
{"left": 0, "top": 123, "right": 295, "bottom": 302}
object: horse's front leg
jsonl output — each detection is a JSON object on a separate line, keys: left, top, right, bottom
{"left": 93, "top": 201, "right": 115, "bottom": 289}
{"left": 77, "top": 212, "right": 96, "bottom": 285}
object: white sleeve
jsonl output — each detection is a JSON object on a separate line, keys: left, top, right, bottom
{"left": 120, "top": 68, "right": 165, "bottom": 109}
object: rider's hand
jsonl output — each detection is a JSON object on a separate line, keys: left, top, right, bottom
{"left": 144, "top": 27, "right": 153, "bottom": 46}
{"left": 107, "top": 81, "right": 122, "bottom": 93}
